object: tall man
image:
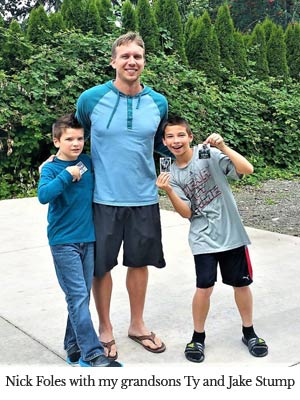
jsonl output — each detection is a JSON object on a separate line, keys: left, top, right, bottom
{"left": 76, "top": 32, "right": 170, "bottom": 360}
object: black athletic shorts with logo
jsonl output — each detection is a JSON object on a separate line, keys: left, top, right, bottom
{"left": 194, "top": 246, "right": 253, "bottom": 288}
{"left": 93, "top": 203, "right": 166, "bottom": 277}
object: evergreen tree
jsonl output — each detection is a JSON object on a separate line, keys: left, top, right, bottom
{"left": 267, "top": 24, "right": 289, "bottom": 78}
{"left": 85, "top": 0, "right": 102, "bottom": 35}
{"left": 186, "top": 11, "right": 220, "bottom": 81}
{"left": 214, "top": 4, "right": 235, "bottom": 71}
{"left": 49, "top": 12, "right": 65, "bottom": 33}
{"left": 154, "top": 0, "right": 186, "bottom": 60}
{"left": 61, "top": 0, "right": 86, "bottom": 31}
{"left": 242, "top": 31, "right": 252, "bottom": 48}
{"left": 209, "top": 26, "right": 221, "bottom": 78}
{"left": 97, "top": 0, "right": 113, "bottom": 33}
{"left": 262, "top": 17, "right": 276, "bottom": 43}
{"left": 184, "top": 13, "right": 196, "bottom": 61}
{"left": 285, "top": 22, "right": 300, "bottom": 79}
{"left": 1, "top": 20, "right": 31, "bottom": 73}
{"left": 122, "top": 0, "right": 137, "bottom": 33}
{"left": 248, "top": 23, "right": 269, "bottom": 80}
{"left": 232, "top": 31, "right": 248, "bottom": 76}
{"left": 26, "top": 5, "right": 51, "bottom": 45}
{"left": 0, "top": 17, "right": 7, "bottom": 69}
{"left": 185, "top": 16, "right": 200, "bottom": 66}
{"left": 136, "top": 0, "right": 160, "bottom": 53}
{"left": 0, "top": 15, "right": 5, "bottom": 54}
{"left": 209, "top": 0, "right": 225, "bottom": 20}
{"left": 194, "top": 11, "right": 220, "bottom": 81}
{"left": 154, "top": 0, "right": 169, "bottom": 31}
{"left": 184, "top": 13, "right": 196, "bottom": 38}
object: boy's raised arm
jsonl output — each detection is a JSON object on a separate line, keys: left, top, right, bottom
{"left": 204, "top": 133, "right": 254, "bottom": 175}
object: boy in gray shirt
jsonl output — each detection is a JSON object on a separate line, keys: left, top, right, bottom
{"left": 157, "top": 116, "right": 268, "bottom": 363}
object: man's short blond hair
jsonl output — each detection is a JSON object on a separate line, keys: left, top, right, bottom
{"left": 111, "top": 32, "right": 145, "bottom": 58}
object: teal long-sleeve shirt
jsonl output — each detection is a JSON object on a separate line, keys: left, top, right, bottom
{"left": 38, "top": 154, "right": 95, "bottom": 246}
{"left": 76, "top": 80, "right": 172, "bottom": 206}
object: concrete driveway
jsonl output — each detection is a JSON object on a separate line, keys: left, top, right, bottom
{"left": 0, "top": 197, "right": 299, "bottom": 398}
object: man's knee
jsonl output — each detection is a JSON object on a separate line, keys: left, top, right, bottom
{"left": 196, "top": 286, "right": 214, "bottom": 299}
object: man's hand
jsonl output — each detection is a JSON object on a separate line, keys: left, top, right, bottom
{"left": 38, "top": 154, "right": 56, "bottom": 173}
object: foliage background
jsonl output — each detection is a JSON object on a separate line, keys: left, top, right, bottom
{"left": 0, "top": 0, "right": 300, "bottom": 199}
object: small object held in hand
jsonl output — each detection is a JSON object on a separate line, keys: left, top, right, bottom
{"left": 198, "top": 143, "right": 211, "bottom": 159}
{"left": 76, "top": 161, "right": 88, "bottom": 176}
{"left": 160, "top": 157, "right": 171, "bottom": 173}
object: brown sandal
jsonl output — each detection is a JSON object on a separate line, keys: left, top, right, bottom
{"left": 101, "top": 339, "right": 118, "bottom": 361}
{"left": 128, "top": 331, "right": 166, "bottom": 353}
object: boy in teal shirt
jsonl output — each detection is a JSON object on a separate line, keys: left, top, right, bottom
{"left": 38, "top": 113, "right": 122, "bottom": 367}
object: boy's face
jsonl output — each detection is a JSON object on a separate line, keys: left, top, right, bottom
{"left": 163, "top": 125, "right": 193, "bottom": 157}
{"left": 53, "top": 128, "right": 84, "bottom": 161}
{"left": 111, "top": 41, "right": 145, "bottom": 86}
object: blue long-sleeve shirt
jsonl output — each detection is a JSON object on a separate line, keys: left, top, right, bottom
{"left": 76, "top": 80, "right": 171, "bottom": 206}
{"left": 38, "top": 154, "right": 95, "bottom": 246}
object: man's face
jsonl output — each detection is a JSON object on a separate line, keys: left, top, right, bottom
{"left": 110, "top": 41, "right": 145, "bottom": 85}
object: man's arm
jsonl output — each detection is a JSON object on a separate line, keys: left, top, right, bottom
{"left": 38, "top": 154, "right": 56, "bottom": 174}
{"left": 154, "top": 129, "right": 175, "bottom": 158}
{"left": 75, "top": 91, "right": 92, "bottom": 140}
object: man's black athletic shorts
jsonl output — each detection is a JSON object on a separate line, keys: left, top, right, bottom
{"left": 93, "top": 203, "right": 166, "bottom": 277}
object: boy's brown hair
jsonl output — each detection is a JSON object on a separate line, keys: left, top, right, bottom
{"left": 162, "top": 116, "right": 193, "bottom": 138}
{"left": 52, "top": 113, "right": 83, "bottom": 140}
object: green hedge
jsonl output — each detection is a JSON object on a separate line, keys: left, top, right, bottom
{"left": 1, "top": 32, "right": 300, "bottom": 199}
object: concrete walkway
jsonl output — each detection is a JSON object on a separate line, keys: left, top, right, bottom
{"left": 0, "top": 197, "right": 300, "bottom": 369}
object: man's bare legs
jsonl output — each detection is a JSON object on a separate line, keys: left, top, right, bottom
{"left": 92, "top": 272, "right": 117, "bottom": 358}
{"left": 126, "top": 266, "right": 163, "bottom": 350}
{"left": 92, "top": 266, "right": 163, "bottom": 356}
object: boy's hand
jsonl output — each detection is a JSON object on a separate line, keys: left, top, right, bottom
{"left": 204, "top": 133, "right": 225, "bottom": 151}
{"left": 205, "top": 133, "right": 253, "bottom": 175}
{"left": 156, "top": 172, "right": 171, "bottom": 192}
{"left": 66, "top": 166, "right": 81, "bottom": 182}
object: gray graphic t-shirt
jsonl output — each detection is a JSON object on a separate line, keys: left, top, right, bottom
{"left": 170, "top": 146, "right": 250, "bottom": 255}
